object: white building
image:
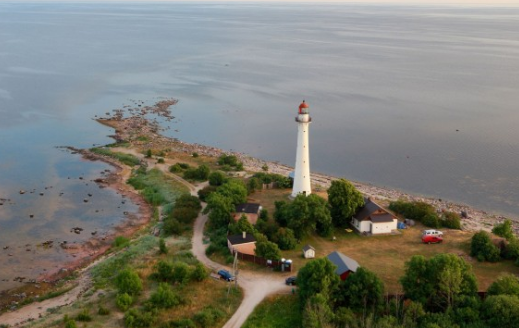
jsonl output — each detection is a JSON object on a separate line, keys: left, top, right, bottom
{"left": 291, "top": 100, "right": 312, "bottom": 198}
{"left": 351, "top": 198, "right": 398, "bottom": 235}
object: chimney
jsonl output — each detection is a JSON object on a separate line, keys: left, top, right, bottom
{"left": 242, "top": 231, "right": 246, "bottom": 239}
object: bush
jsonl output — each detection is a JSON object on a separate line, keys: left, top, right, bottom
{"left": 471, "top": 231, "right": 501, "bottom": 262}
{"left": 389, "top": 200, "right": 442, "bottom": 228}
{"left": 169, "top": 163, "right": 183, "bottom": 173}
{"left": 442, "top": 211, "right": 462, "bottom": 229}
{"left": 116, "top": 293, "right": 133, "bottom": 311}
{"left": 149, "top": 283, "right": 181, "bottom": 309}
{"left": 64, "top": 320, "right": 78, "bottom": 328}
{"left": 192, "top": 152, "right": 199, "bottom": 158}
{"left": 162, "top": 318, "right": 196, "bottom": 328}
{"left": 157, "top": 158, "right": 165, "bottom": 164}
{"left": 492, "top": 219, "right": 515, "bottom": 241}
{"left": 76, "top": 309, "right": 92, "bottom": 322}
{"left": 98, "top": 306, "right": 110, "bottom": 315}
{"left": 193, "top": 306, "right": 225, "bottom": 327}
{"left": 113, "top": 236, "right": 130, "bottom": 248}
{"left": 172, "top": 262, "right": 192, "bottom": 285}
{"left": 154, "top": 260, "right": 174, "bottom": 281}
{"left": 115, "top": 268, "right": 143, "bottom": 295}
{"left": 163, "top": 218, "right": 182, "bottom": 235}
{"left": 159, "top": 238, "right": 168, "bottom": 254}
{"left": 191, "top": 263, "right": 208, "bottom": 282}
{"left": 208, "top": 171, "right": 227, "bottom": 186}
{"left": 124, "top": 308, "right": 157, "bottom": 328}
{"left": 197, "top": 185, "right": 217, "bottom": 202}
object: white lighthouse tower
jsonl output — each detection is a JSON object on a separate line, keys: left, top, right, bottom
{"left": 291, "top": 100, "right": 312, "bottom": 198}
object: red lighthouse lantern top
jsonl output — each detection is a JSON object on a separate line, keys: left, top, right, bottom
{"left": 298, "top": 100, "right": 309, "bottom": 114}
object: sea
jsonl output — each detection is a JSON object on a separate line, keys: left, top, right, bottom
{"left": 1, "top": 2, "right": 518, "bottom": 292}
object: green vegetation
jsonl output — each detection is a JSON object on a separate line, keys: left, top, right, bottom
{"left": 159, "top": 238, "right": 168, "bottom": 254}
{"left": 148, "top": 283, "right": 182, "bottom": 309}
{"left": 90, "top": 147, "right": 141, "bottom": 166}
{"left": 243, "top": 295, "right": 302, "bottom": 328}
{"left": 127, "top": 167, "right": 188, "bottom": 206}
{"left": 327, "top": 178, "right": 365, "bottom": 227}
{"left": 493, "top": 219, "right": 515, "bottom": 241}
{"left": 208, "top": 171, "right": 228, "bottom": 186}
{"left": 183, "top": 164, "right": 210, "bottom": 181}
{"left": 113, "top": 235, "right": 130, "bottom": 248}
{"left": 163, "top": 194, "right": 201, "bottom": 236}
{"left": 91, "top": 235, "right": 157, "bottom": 289}
{"left": 471, "top": 231, "right": 501, "bottom": 262}
{"left": 389, "top": 200, "right": 462, "bottom": 229}
{"left": 217, "top": 154, "right": 243, "bottom": 171}
{"left": 75, "top": 309, "right": 92, "bottom": 322}
{"left": 115, "top": 268, "right": 143, "bottom": 296}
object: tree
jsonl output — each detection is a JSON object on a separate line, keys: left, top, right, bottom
{"left": 208, "top": 171, "right": 227, "bottom": 186}
{"left": 335, "top": 267, "right": 384, "bottom": 312}
{"left": 216, "top": 179, "right": 247, "bottom": 205}
{"left": 487, "top": 274, "right": 519, "bottom": 297}
{"left": 116, "top": 292, "right": 133, "bottom": 311}
{"left": 197, "top": 185, "right": 217, "bottom": 202}
{"left": 400, "top": 253, "right": 478, "bottom": 311}
{"left": 327, "top": 179, "right": 364, "bottom": 227}
{"left": 492, "top": 219, "right": 515, "bottom": 241}
{"left": 255, "top": 240, "right": 281, "bottom": 260}
{"left": 471, "top": 231, "right": 501, "bottom": 262}
{"left": 149, "top": 283, "right": 181, "bottom": 309}
{"left": 191, "top": 263, "right": 208, "bottom": 282}
{"left": 297, "top": 258, "right": 341, "bottom": 308}
{"left": 274, "top": 227, "right": 297, "bottom": 250}
{"left": 482, "top": 295, "right": 519, "bottom": 328}
{"left": 302, "top": 293, "right": 335, "bottom": 328}
{"left": 229, "top": 215, "right": 255, "bottom": 235}
{"left": 442, "top": 211, "right": 461, "bottom": 230}
{"left": 247, "top": 177, "right": 262, "bottom": 193}
{"left": 203, "top": 193, "right": 233, "bottom": 229}
{"left": 115, "top": 268, "right": 143, "bottom": 296}
{"left": 286, "top": 194, "right": 333, "bottom": 239}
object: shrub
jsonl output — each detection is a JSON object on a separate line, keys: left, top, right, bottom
{"left": 192, "top": 152, "right": 199, "bottom": 158}
{"left": 64, "top": 320, "right": 78, "bottom": 328}
{"left": 113, "top": 236, "right": 130, "bottom": 248}
{"left": 154, "top": 260, "right": 174, "bottom": 282}
{"left": 208, "top": 171, "right": 227, "bottom": 186}
{"left": 149, "top": 283, "right": 181, "bottom": 309}
{"left": 169, "top": 163, "right": 183, "bottom": 173}
{"left": 193, "top": 306, "right": 225, "bottom": 327}
{"left": 197, "top": 185, "right": 217, "bottom": 202}
{"left": 471, "top": 231, "right": 501, "bottom": 262}
{"left": 172, "top": 262, "right": 192, "bottom": 285}
{"left": 115, "top": 268, "right": 143, "bottom": 295}
{"left": 170, "top": 207, "right": 199, "bottom": 224}
{"left": 157, "top": 158, "right": 165, "bottom": 164}
{"left": 98, "top": 306, "right": 110, "bottom": 315}
{"left": 442, "top": 211, "right": 462, "bottom": 229}
{"left": 191, "top": 263, "right": 208, "bottom": 282}
{"left": 159, "top": 238, "right": 168, "bottom": 254}
{"left": 492, "top": 219, "right": 515, "bottom": 241}
{"left": 145, "top": 149, "right": 152, "bottom": 158}
{"left": 116, "top": 293, "right": 133, "bottom": 311}
{"left": 76, "top": 309, "right": 92, "bottom": 322}
{"left": 124, "top": 308, "right": 157, "bottom": 328}
{"left": 163, "top": 218, "right": 182, "bottom": 235}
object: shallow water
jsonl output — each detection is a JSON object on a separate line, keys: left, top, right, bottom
{"left": 1, "top": 2, "right": 519, "bottom": 291}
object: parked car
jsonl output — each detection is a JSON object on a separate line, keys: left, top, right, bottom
{"left": 422, "top": 235, "right": 443, "bottom": 244}
{"left": 285, "top": 276, "right": 297, "bottom": 286}
{"left": 422, "top": 229, "right": 443, "bottom": 237}
{"left": 217, "top": 269, "right": 234, "bottom": 282}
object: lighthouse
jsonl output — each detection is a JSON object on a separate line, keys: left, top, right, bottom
{"left": 291, "top": 100, "right": 312, "bottom": 198}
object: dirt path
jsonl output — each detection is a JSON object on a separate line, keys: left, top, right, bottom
{"left": 192, "top": 212, "right": 292, "bottom": 328}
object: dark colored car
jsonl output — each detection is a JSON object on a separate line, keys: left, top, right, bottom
{"left": 285, "top": 276, "right": 297, "bottom": 286}
{"left": 422, "top": 235, "right": 443, "bottom": 244}
{"left": 217, "top": 269, "right": 234, "bottom": 281}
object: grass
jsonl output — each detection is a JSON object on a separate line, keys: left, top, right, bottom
{"left": 127, "top": 168, "right": 189, "bottom": 205}
{"left": 249, "top": 188, "right": 519, "bottom": 293}
{"left": 243, "top": 294, "right": 302, "bottom": 328}
{"left": 90, "top": 147, "right": 141, "bottom": 166}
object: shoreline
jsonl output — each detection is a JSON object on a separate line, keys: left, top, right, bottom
{"left": 2, "top": 99, "right": 516, "bottom": 315}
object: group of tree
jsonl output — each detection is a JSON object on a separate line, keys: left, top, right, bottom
{"left": 247, "top": 172, "right": 292, "bottom": 192}
{"left": 217, "top": 154, "right": 244, "bottom": 171}
{"left": 389, "top": 200, "right": 462, "bottom": 229}
{"left": 471, "top": 219, "right": 519, "bottom": 264}
{"left": 274, "top": 194, "right": 333, "bottom": 240}
{"left": 163, "top": 194, "right": 202, "bottom": 236}
{"left": 296, "top": 253, "right": 519, "bottom": 328}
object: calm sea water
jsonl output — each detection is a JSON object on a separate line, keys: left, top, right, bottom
{"left": 1, "top": 2, "right": 518, "bottom": 290}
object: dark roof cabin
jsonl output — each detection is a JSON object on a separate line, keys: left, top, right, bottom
{"left": 327, "top": 251, "right": 359, "bottom": 280}
{"left": 233, "top": 203, "right": 262, "bottom": 225}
